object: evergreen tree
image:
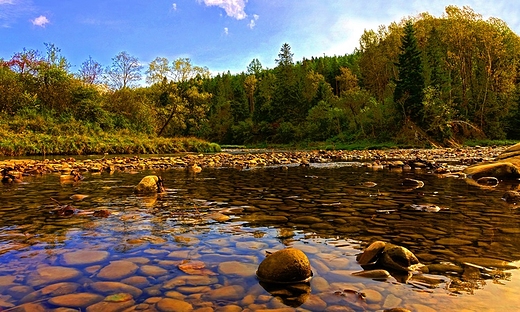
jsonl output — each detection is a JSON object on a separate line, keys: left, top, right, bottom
{"left": 394, "top": 21, "right": 425, "bottom": 125}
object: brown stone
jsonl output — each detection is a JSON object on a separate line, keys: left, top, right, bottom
{"left": 156, "top": 298, "right": 193, "bottom": 312}
{"left": 62, "top": 250, "right": 109, "bottom": 266}
{"left": 97, "top": 260, "right": 139, "bottom": 280}
{"left": 48, "top": 293, "right": 104, "bottom": 308}
{"left": 256, "top": 248, "right": 312, "bottom": 283}
{"left": 357, "top": 241, "right": 386, "bottom": 265}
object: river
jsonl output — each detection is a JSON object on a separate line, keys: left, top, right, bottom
{"left": 1, "top": 160, "right": 519, "bottom": 311}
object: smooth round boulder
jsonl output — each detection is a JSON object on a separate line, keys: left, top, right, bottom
{"left": 134, "top": 175, "right": 164, "bottom": 194}
{"left": 256, "top": 248, "right": 312, "bottom": 284}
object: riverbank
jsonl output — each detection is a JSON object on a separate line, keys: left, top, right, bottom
{"left": 0, "top": 145, "right": 508, "bottom": 180}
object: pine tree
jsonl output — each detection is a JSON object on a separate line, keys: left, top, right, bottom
{"left": 394, "top": 21, "right": 425, "bottom": 125}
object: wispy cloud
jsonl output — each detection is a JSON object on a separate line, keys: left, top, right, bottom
{"left": 224, "top": 27, "right": 229, "bottom": 35}
{"left": 248, "top": 13, "right": 258, "bottom": 29}
{"left": 31, "top": 14, "right": 48, "bottom": 27}
{"left": 172, "top": 3, "right": 177, "bottom": 11}
{"left": 0, "top": 0, "right": 21, "bottom": 27}
{"left": 201, "top": 0, "right": 247, "bottom": 20}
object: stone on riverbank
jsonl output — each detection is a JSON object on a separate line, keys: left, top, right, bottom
{"left": 463, "top": 143, "right": 520, "bottom": 180}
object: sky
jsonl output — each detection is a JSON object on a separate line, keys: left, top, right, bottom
{"left": 1, "top": 0, "right": 519, "bottom": 76}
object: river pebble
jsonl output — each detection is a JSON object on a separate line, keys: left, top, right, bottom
{"left": 48, "top": 292, "right": 104, "bottom": 308}
{"left": 97, "top": 260, "right": 139, "bottom": 280}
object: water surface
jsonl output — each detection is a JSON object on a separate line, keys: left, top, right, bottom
{"left": 1, "top": 162, "right": 519, "bottom": 311}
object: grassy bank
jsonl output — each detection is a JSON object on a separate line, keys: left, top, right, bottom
{"left": 0, "top": 130, "right": 221, "bottom": 156}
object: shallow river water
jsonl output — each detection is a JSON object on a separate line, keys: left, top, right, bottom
{"left": 1, "top": 161, "right": 520, "bottom": 311}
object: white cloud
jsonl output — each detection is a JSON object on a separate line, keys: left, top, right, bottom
{"left": 224, "top": 27, "right": 229, "bottom": 35}
{"left": 248, "top": 13, "right": 258, "bottom": 29}
{"left": 0, "top": 0, "right": 15, "bottom": 4}
{"left": 172, "top": 3, "right": 177, "bottom": 10}
{"left": 31, "top": 15, "right": 49, "bottom": 27}
{"left": 202, "top": 0, "right": 247, "bottom": 20}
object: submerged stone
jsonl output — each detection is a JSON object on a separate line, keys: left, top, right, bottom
{"left": 97, "top": 261, "right": 139, "bottom": 280}
{"left": 27, "top": 266, "right": 82, "bottom": 287}
{"left": 62, "top": 250, "right": 109, "bottom": 266}
{"left": 48, "top": 293, "right": 104, "bottom": 308}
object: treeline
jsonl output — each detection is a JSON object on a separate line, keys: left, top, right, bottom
{"left": 1, "top": 5, "right": 520, "bottom": 151}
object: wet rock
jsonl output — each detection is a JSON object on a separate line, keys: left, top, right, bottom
{"left": 352, "top": 269, "right": 391, "bottom": 280}
{"left": 97, "top": 260, "right": 139, "bottom": 280}
{"left": 383, "top": 294, "right": 403, "bottom": 310}
{"left": 8, "top": 302, "right": 46, "bottom": 312}
{"left": 204, "top": 285, "right": 245, "bottom": 301}
{"left": 40, "top": 282, "right": 81, "bottom": 296}
{"left": 6, "top": 285, "right": 34, "bottom": 299}
{"left": 86, "top": 294, "right": 135, "bottom": 312}
{"left": 356, "top": 241, "right": 386, "bottom": 265}
{"left": 139, "top": 264, "right": 168, "bottom": 277}
{"left": 463, "top": 156, "right": 520, "bottom": 180}
{"left": 156, "top": 298, "right": 193, "bottom": 312}
{"left": 62, "top": 250, "right": 109, "bottom": 266}
{"left": 357, "top": 242, "right": 420, "bottom": 272}
{"left": 48, "top": 293, "right": 104, "bottom": 308}
{"left": 456, "top": 257, "right": 518, "bottom": 269}
{"left": 361, "top": 288, "right": 383, "bottom": 304}
{"left": 435, "top": 237, "right": 472, "bottom": 246}
{"left": 0, "top": 275, "right": 16, "bottom": 287}
{"left": 135, "top": 175, "right": 165, "bottom": 194}
{"left": 476, "top": 176, "right": 499, "bottom": 186}
{"left": 218, "top": 261, "right": 257, "bottom": 277}
{"left": 256, "top": 248, "right": 313, "bottom": 283}
{"left": 162, "top": 275, "right": 218, "bottom": 289}
{"left": 178, "top": 260, "right": 216, "bottom": 275}
{"left": 503, "top": 190, "right": 520, "bottom": 204}
{"left": 380, "top": 244, "right": 420, "bottom": 272}
{"left": 421, "top": 263, "right": 463, "bottom": 274}
{"left": 301, "top": 294, "right": 327, "bottom": 310}
{"left": 27, "top": 266, "right": 82, "bottom": 287}
{"left": 402, "top": 178, "right": 424, "bottom": 188}
{"left": 89, "top": 281, "right": 143, "bottom": 298}
{"left": 121, "top": 276, "right": 150, "bottom": 288}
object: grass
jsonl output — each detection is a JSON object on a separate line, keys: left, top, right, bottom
{"left": 0, "top": 131, "right": 221, "bottom": 157}
{"left": 463, "top": 139, "right": 519, "bottom": 147}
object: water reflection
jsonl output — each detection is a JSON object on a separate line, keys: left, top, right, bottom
{"left": 0, "top": 163, "right": 519, "bottom": 310}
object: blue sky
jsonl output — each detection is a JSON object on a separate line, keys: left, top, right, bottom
{"left": 1, "top": 0, "right": 519, "bottom": 76}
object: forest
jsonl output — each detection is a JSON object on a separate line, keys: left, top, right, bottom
{"left": 1, "top": 6, "right": 520, "bottom": 155}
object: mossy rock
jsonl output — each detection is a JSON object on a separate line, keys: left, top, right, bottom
{"left": 134, "top": 175, "right": 164, "bottom": 194}
{"left": 256, "top": 248, "right": 312, "bottom": 284}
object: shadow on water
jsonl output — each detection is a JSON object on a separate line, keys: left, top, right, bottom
{"left": 1, "top": 163, "right": 520, "bottom": 310}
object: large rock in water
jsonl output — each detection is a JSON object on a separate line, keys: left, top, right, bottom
{"left": 134, "top": 175, "right": 165, "bottom": 194}
{"left": 463, "top": 143, "right": 520, "bottom": 180}
{"left": 256, "top": 248, "right": 313, "bottom": 283}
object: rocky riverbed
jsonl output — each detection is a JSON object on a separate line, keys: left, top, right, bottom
{"left": 2, "top": 145, "right": 520, "bottom": 312}
{"left": 0, "top": 146, "right": 507, "bottom": 180}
